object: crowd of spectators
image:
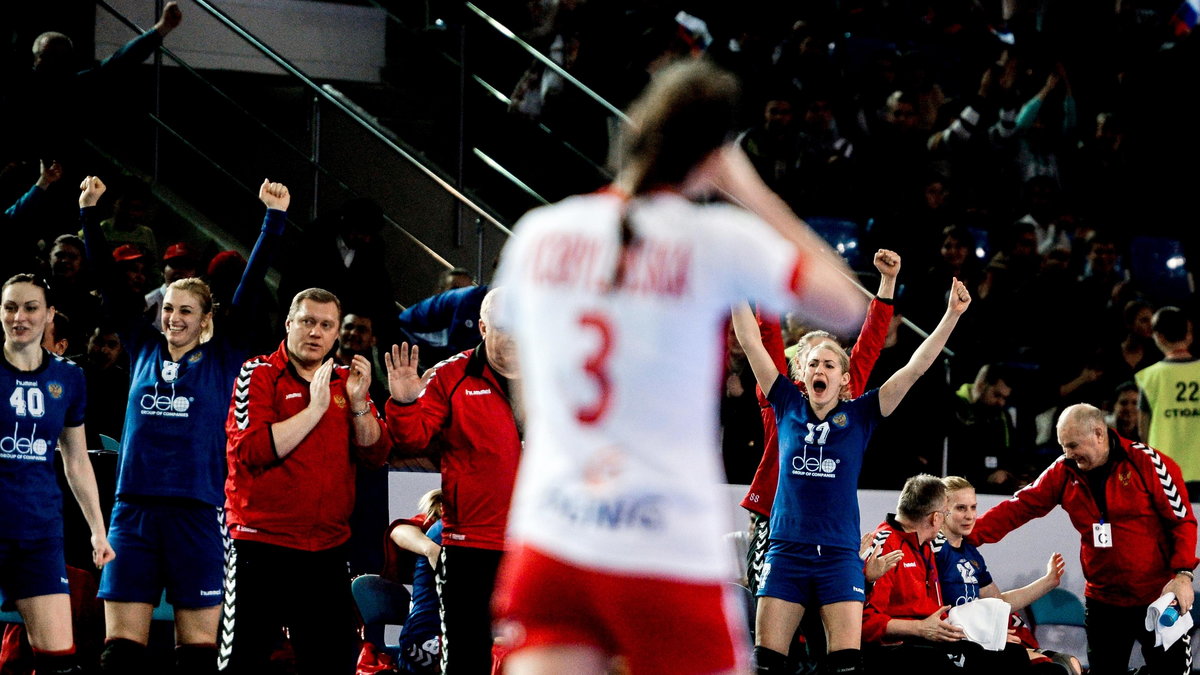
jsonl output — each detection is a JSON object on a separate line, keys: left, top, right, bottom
{"left": 402, "top": 0, "right": 1199, "bottom": 497}
{"left": 487, "top": 0, "right": 1200, "bottom": 494}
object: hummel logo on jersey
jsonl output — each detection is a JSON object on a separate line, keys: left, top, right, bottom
{"left": 465, "top": 389, "right": 492, "bottom": 396}
{"left": 903, "top": 562, "right": 918, "bottom": 568}
{"left": 285, "top": 392, "right": 303, "bottom": 400}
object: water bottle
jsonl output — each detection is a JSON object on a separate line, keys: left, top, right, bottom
{"left": 1160, "top": 604, "right": 1181, "bottom": 627}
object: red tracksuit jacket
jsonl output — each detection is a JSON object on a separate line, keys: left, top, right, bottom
{"left": 225, "top": 341, "right": 390, "bottom": 551}
{"left": 861, "top": 515, "right": 944, "bottom": 645}
{"left": 386, "top": 344, "right": 521, "bottom": 551}
{"left": 972, "top": 431, "right": 1198, "bottom": 607}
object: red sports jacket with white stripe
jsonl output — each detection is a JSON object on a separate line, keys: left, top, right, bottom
{"left": 224, "top": 342, "right": 390, "bottom": 551}
{"left": 972, "top": 430, "right": 1198, "bottom": 607}
{"left": 385, "top": 344, "right": 521, "bottom": 551}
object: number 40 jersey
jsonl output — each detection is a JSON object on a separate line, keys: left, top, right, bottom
{"left": 494, "top": 190, "right": 812, "bottom": 582}
{"left": 0, "top": 351, "right": 86, "bottom": 540}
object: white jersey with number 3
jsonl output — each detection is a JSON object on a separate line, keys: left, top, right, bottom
{"left": 495, "top": 190, "right": 808, "bottom": 581}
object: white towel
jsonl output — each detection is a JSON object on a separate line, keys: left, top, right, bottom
{"left": 1145, "top": 592, "right": 1193, "bottom": 650}
{"left": 947, "top": 598, "right": 1012, "bottom": 651}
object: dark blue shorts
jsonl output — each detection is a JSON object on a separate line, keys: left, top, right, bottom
{"left": 98, "top": 499, "right": 225, "bottom": 608}
{"left": 0, "top": 536, "right": 69, "bottom": 610}
{"left": 758, "top": 541, "right": 865, "bottom": 607}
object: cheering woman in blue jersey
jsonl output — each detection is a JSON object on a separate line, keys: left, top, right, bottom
{"left": 79, "top": 175, "right": 286, "bottom": 674}
{"left": 0, "top": 274, "right": 113, "bottom": 675}
{"left": 731, "top": 277, "right": 971, "bottom": 675}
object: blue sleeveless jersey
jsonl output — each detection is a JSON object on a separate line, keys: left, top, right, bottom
{"left": 0, "top": 351, "right": 86, "bottom": 539}
{"left": 935, "top": 537, "right": 994, "bottom": 607}
{"left": 768, "top": 375, "right": 881, "bottom": 550}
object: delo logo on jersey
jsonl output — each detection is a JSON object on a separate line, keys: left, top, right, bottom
{"left": 791, "top": 445, "right": 839, "bottom": 478}
{"left": 1, "top": 421, "right": 50, "bottom": 459}
{"left": 140, "top": 382, "right": 191, "bottom": 418}
{"left": 161, "top": 360, "right": 180, "bottom": 382}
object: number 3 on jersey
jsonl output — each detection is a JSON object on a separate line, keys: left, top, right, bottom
{"left": 576, "top": 313, "right": 613, "bottom": 425}
{"left": 10, "top": 387, "right": 45, "bottom": 418}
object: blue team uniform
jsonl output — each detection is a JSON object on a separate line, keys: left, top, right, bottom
{"left": 934, "top": 535, "right": 993, "bottom": 607}
{"left": 0, "top": 351, "right": 86, "bottom": 606}
{"left": 399, "top": 520, "right": 443, "bottom": 673}
{"left": 760, "top": 375, "right": 882, "bottom": 606}
{"left": 90, "top": 207, "right": 284, "bottom": 608}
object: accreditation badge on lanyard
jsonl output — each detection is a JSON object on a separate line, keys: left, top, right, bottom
{"left": 1092, "top": 521, "right": 1112, "bottom": 548}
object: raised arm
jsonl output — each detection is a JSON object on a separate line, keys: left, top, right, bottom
{"left": 731, "top": 301, "right": 786, "bottom": 398}
{"left": 845, "top": 250, "right": 900, "bottom": 394}
{"left": 982, "top": 552, "right": 1065, "bottom": 610}
{"left": 702, "top": 145, "right": 866, "bottom": 335}
{"left": 344, "top": 354, "right": 383, "bottom": 450}
{"left": 877, "top": 278, "right": 970, "bottom": 416}
{"left": 154, "top": 1, "right": 183, "bottom": 38}
{"left": 230, "top": 179, "right": 289, "bottom": 313}
{"left": 384, "top": 343, "right": 453, "bottom": 455}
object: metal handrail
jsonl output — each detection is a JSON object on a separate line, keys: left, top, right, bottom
{"left": 97, "top": 0, "right": 513, "bottom": 240}
{"left": 358, "top": 0, "right": 615, "bottom": 187}
{"left": 92, "top": 0, "right": 495, "bottom": 289}
{"left": 463, "top": 2, "right": 631, "bottom": 126}
{"left": 185, "top": 0, "right": 512, "bottom": 236}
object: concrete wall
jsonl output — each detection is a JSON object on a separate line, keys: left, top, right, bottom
{"left": 95, "top": 0, "right": 387, "bottom": 83}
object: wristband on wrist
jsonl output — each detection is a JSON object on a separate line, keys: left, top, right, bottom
{"left": 1176, "top": 569, "right": 1195, "bottom": 581}
{"left": 352, "top": 405, "right": 371, "bottom": 417}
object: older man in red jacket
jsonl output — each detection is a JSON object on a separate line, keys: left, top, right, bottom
{"left": 972, "top": 403, "right": 1198, "bottom": 675}
{"left": 385, "top": 288, "right": 521, "bottom": 675}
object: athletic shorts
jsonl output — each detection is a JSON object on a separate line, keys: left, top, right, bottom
{"left": 98, "top": 499, "right": 225, "bottom": 608}
{"left": 758, "top": 541, "right": 865, "bottom": 607}
{"left": 0, "top": 536, "right": 69, "bottom": 610}
{"left": 493, "top": 543, "right": 747, "bottom": 675}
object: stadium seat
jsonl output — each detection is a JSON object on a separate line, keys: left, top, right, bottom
{"left": 152, "top": 589, "right": 174, "bottom": 622}
{"left": 1026, "top": 588, "right": 1088, "bottom": 670}
{"left": 1027, "top": 588, "right": 1085, "bottom": 629}
{"left": 967, "top": 227, "right": 990, "bottom": 262}
{"left": 1129, "top": 236, "right": 1192, "bottom": 305}
{"left": 352, "top": 574, "right": 411, "bottom": 659}
{"left": 804, "top": 217, "right": 863, "bottom": 268}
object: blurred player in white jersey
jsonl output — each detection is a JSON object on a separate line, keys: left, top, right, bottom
{"left": 489, "top": 58, "right": 867, "bottom": 675}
